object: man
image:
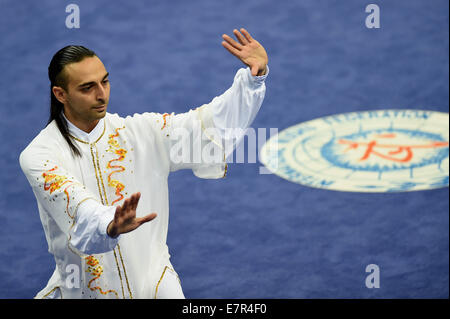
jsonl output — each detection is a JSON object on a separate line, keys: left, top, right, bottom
{"left": 20, "top": 28, "right": 268, "bottom": 299}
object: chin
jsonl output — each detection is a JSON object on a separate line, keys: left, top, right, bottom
{"left": 94, "top": 109, "right": 107, "bottom": 118}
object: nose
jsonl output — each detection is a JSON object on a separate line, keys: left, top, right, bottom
{"left": 96, "top": 83, "right": 107, "bottom": 102}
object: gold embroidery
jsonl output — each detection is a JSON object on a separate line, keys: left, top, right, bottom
{"left": 42, "top": 166, "right": 70, "bottom": 193}
{"left": 42, "top": 166, "right": 82, "bottom": 218}
{"left": 223, "top": 160, "right": 228, "bottom": 177}
{"left": 117, "top": 244, "right": 133, "bottom": 299}
{"left": 85, "top": 151, "right": 123, "bottom": 298}
{"left": 90, "top": 145, "right": 105, "bottom": 205}
{"left": 41, "top": 286, "right": 62, "bottom": 299}
{"left": 94, "top": 143, "right": 109, "bottom": 205}
{"left": 72, "top": 121, "right": 133, "bottom": 299}
{"left": 69, "top": 122, "right": 106, "bottom": 145}
{"left": 106, "top": 127, "right": 127, "bottom": 205}
{"left": 85, "top": 255, "right": 119, "bottom": 297}
{"left": 154, "top": 266, "right": 178, "bottom": 299}
{"left": 113, "top": 249, "right": 125, "bottom": 299}
{"left": 161, "top": 113, "right": 171, "bottom": 130}
{"left": 155, "top": 266, "right": 168, "bottom": 299}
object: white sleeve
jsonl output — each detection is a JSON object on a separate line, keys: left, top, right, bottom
{"left": 19, "top": 146, "right": 120, "bottom": 255}
{"left": 210, "top": 66, "right": 269, "bottom": 160}
{"left": 127, "top": 66, "right": 268, "bottom": 179}
{"left": 69, "top": 199, "right": 120, "bottom": 254}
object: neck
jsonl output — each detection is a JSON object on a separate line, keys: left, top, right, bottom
{"left": 63, "top": 110, "right": 99, "bottom": 133}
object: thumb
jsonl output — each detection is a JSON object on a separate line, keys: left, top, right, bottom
{"left": 250, "top": 65, "right": 259, "bottom": 76}
{"left": 137, "top": 212, "right": 157, "bottom": 225}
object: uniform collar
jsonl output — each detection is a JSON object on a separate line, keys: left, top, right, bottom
{"left": 62, "top": 111, "right": 105, "bottom": 144}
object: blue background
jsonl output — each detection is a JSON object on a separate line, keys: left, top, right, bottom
{"left": 0, "top": 0, "right": 448, "bottom": 298}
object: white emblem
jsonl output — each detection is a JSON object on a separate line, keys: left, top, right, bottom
{"left": 259, "top": 110, "right": 449, "bottom": 192}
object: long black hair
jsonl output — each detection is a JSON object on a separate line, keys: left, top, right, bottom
{"left": 47, "top": 45, "right": 96, "bottom": 157}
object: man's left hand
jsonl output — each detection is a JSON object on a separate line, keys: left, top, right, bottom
{"left": 222, "top": 28, "right": 268, "bottom": 76}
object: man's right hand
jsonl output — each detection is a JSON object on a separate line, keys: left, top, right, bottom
{"left": 107, "top": 192, "right": 157, "bottom": 238}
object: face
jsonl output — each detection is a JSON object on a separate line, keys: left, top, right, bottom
{"left": 53, "top": 56, "right": 110, "bottom": 131}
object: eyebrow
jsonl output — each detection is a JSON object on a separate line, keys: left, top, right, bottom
{"left": 78, "top": 72, "right": 109, "bottom": 88}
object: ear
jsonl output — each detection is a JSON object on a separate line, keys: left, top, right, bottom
{"left": 52, "top": 86, "right": 67, "bottom": 105}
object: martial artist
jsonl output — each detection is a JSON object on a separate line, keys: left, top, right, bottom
{"left": 20, "top": 28, "right": 268, "bottom": 299}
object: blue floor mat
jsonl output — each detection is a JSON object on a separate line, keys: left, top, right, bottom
{"left": 0, "top": 0, "right": 448, "bottom": 298}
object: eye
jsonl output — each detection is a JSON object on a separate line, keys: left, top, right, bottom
{"left": 81, "top": 86, "right": 92, "bottom": 92}
{"left": 102, "top": 79, "right": 109, "bottom": 84}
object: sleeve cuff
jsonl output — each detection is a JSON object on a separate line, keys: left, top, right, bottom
{"left": 97, "top": 205, "right": 120, "bottom": 241}
{"left": 247, "top": 65, "right": 269, "bottom": 85}
{"left": 95, "top": 204, "right": 120, "bottom": 252}
{"left": 71, "top": 199, "right": 120, "bottom": 254}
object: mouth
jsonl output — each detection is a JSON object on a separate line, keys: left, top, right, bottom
{"left": 93, "top": 105, "right": 106, "bottom": 111}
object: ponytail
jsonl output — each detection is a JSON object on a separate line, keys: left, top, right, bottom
{"left": 47, "top": 45, "right": 96, "bottom": 157}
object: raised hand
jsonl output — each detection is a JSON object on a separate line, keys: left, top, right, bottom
{"left": 107, "top": 192, "right": 157, "bottom": 238}
{"left": 222, "top": 28, "right": 268, "bottom": 76}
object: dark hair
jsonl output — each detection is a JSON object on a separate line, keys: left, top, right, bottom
{"left": 47, "top": 45, "right": 97, "bottom": 157}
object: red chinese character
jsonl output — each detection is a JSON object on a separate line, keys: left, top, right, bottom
{"left": 338, "top": 134, "right": 448, "bottom": 163}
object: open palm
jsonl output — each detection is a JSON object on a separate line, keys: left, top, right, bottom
{"left": 107, "top": 192, "right": 157, "bottom": 238}
{"left": 222, "top": 28, "right": 268, "bottom": 76}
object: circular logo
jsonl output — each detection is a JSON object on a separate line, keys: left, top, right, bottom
{"left": 259, "top": 110, "right": 449, "bottom": 192}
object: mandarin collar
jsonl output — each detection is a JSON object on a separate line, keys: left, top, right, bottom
{"left": 62, "top": 112, "right": 105, "bottom": 144}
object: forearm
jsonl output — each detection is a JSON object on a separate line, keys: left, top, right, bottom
{"left": 70, "top": 199, "right": 120, "bottom": 254}
{"left": 210, "top": 66, "right": 269, "bottom": 156}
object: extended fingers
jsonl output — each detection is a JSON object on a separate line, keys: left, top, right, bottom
{"left": 240, "top": 28, "right": 253, "bottom": 42}
{"left": 233, "top": 29, "right": 248, "bottom": 45}
{"left": 222, "top": 34, "right": 242, "bottom": 50}
{"left": 130, "top": 192, "right": 140, "bottom": 211}
{"left": 117, "top": 192, "right": 140, "bottom": 216}
{"left": 222, "top": 28, "right": 255, "bottom": 58}
{"left": 117, "top": 199, "right": 128, "bottom": 216}
{"left": 222, "top": 40, "right": 241, "bottom": 58}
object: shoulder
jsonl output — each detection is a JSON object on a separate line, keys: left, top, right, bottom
{"left": 105, "top": 112, "right": 122, "bottom": 122}
{"left": 19, "top": 121, "right": 64, "bottom": 171}
{"left": 21, "top": 121, "right": 61, "bottom": 153}
{"left": 121, "top": 111, "right": 172, "bottom": 130}
{"left": 104, "top": 111, "right": 177, "bottom": 136}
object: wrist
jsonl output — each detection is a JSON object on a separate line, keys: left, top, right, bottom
{"left": 257, "top": 65, "right": 267, "bottom": 76}
{"left": 107, "top": 221, "right": 118, "bottom": 238}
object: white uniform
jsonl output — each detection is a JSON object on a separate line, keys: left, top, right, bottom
{"left": 19, "top": 67, "right": 268, "bottom": 299}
